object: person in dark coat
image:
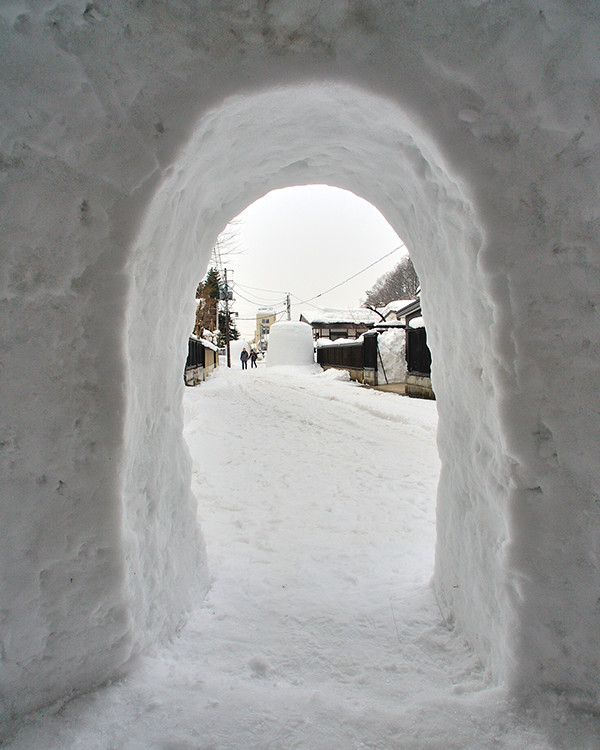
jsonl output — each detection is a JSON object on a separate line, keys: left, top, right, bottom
{"left": 240, "top": 347, "right": 249, "bottom": 370}
{"left": 250, "top": 349, "right": 258, "bottom": 368}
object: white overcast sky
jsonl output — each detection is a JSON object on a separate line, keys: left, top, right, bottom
{"left": 218, "top": 185, "right": 407, "bottom": 338}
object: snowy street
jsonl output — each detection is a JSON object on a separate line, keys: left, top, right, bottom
{"left": 5, "top": 366, "right": 598, "bottom": 749}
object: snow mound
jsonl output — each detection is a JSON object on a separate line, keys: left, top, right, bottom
{"left": 377, "top": 328, "right": 407, "bottom": 384}
{"left": 266, "top": 322, "right": 315, "bottom": 368}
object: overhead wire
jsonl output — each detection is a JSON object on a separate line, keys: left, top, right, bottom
{"left": 226, "top": 243, "right": 406, "bottom": 330}
{"left": 291, "top": 243, "right": 405, "bottom": 307}
{"left": 290, "top": 295, "right": 324, "bottom": 312}
{"left": 233, "top": 286, "right": 287, "bottom": 308}
{"left": 234, "top": 283, "right": 285, "bottom": 302}
{"left": 235, "top": 282, "right": 288, "bottom": 296}
{"left": 235, "top": 305, "right": 286, "bottom": 321}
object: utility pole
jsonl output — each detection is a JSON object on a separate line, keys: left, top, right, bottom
{"left": 224, "top": 268, "right": 231, "bottom": 368}
{"left": 286, "top": 292, "right": 291, "bottom": 321}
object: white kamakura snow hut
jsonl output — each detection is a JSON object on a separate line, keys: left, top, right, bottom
{"left": 1, "top": 0, "right": 599, "bottom": 725}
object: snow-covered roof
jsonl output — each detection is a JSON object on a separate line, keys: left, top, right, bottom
{"left": 300, "top": 308, "right": 382, "bottom": 326}
{"left": 372, "top": 321, "right": 406, "bottom": 329}
{"left": 189, "top": 334, "right": 219, "bottom": 351}
{"left": 300, "top": 302, "right": 417, "bottom": 327}
{"left": 380, "top": 299, "right": 415, "bottom": 316}
{"left": 200, "top": 338, "right": 219, "bottom": 351}
{"left": 315, "top": 336, "right": 364, "bottom": 347}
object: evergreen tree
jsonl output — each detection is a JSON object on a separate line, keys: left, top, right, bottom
{"left": 217, "top": 310, "right": 239, "bottom": 347}
{"left": 193, "top": 267, "right": 220, "bottom": 336}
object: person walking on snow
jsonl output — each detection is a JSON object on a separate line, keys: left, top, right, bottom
{"left": 250, "top": 349, "right": 258, "bottom": 368}
{"left": 240, "top": 347, "right": 249, "bottom": 370}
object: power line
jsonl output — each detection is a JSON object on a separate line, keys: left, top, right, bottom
{"left": 226, "top": 243, "right": 405, "bottom": 331}
{"left": 236, "top": 307, "right": 286, "bottom": 322}
{"left": 235, "top": 282, "right": 288, "bottom": 295}
{"left": 233, "top": 286, "right": 286, "bottom": 308}
{"left": 290, "top": 295, "right": 326, "bottom": 312}
{"left": 291, "top": 244, "right": 405, "bottom": 307}
{"left": 234, "top": 286, "right": 284, "bottom": 305}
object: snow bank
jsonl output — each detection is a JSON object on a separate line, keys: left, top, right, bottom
{"left": 1, "top": 0, "right": 599, "bottom": 727}
{"left": 377, "top": 328, "right": 407, "bottom": 384}
{"left": 266, "top": 322, "right": 315, "bottom": 368}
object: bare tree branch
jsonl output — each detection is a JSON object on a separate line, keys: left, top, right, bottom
{"left": 363, "top": 256, "right": 420, "bottom": 307}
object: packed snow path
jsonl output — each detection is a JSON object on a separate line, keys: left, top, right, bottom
{"left": 6, "top": 367, "right": 599, "bottom": 749}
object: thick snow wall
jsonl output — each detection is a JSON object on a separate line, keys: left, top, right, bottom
{"left": 266, "top": 322, "right": 315, "bottom": 368}
{"left": 1, "top": 0, "right": 599, "bottom": 726}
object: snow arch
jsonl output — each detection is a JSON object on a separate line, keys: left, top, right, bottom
{"left": 122, "top": 86, "right": 488, "bottom": 682}
{"left": 2, "top": 0, "right": 600, "bottom": 725}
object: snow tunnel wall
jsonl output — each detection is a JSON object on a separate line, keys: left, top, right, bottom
{"left": 1, "top": 0, "right": 600, "bottom": 725}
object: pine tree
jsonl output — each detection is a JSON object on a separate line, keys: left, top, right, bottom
{"left": 217, "top": 310, "right": 239, "bottom": 347}
{"left": 193, "top": 267, "right": 221, "bottom": 336}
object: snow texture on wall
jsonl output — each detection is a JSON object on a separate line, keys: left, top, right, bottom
{"left": 1, "top": 0, "right": 599, "bottom": 725}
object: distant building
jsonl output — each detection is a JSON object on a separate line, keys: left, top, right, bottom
{"left": 255, "top": 307, "right": 277, "bottom": 350}
{"left": 299, "top": 308, "right": 382, "bottom": 341}
{"left": 308, "top": 298, "right": 434, "bottom": 399}
{"left": 379, "top": 299, "right": 417, "bottom": 322}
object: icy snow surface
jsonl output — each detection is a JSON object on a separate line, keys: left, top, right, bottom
{"left": 7, "top": 366, "right": 599, "bottom": 749}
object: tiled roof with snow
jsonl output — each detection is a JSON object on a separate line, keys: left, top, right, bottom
{"left": 380, "top": 299, "right": 416, "bottom": 317}
{"left": 189, "top": 334, "right": 219, "bottom": 351}
{"left": 300, "top": 308, "right": 382, "bottom": 325}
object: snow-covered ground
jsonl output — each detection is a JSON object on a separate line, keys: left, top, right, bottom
{"left": 4, "top": 366, "right": 599, "bottom": 749}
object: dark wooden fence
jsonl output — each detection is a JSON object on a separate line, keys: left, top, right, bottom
{"left": 317, "top": 327, "right": 432, "bottom": 389}
{"left": 316, "top": 331, "right": 378, "bottom": 371}
{"left": 186, "top": 337, "right": 206, "bottom": 370}
{"left": 406, "top": 327, "right": 431, "bottom": 376}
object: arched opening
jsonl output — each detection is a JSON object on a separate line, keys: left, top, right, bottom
{"left": 121, "top": 81, "right": 508, "bottom": 685}
{"left": 3, "top": 3, "right": 599, "bottom": 736}
{"left": 218, "top": 184, "right": 407, "bottom": 328}
{"left": 198, "top": 184, "right": 414, "bottom": 353}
